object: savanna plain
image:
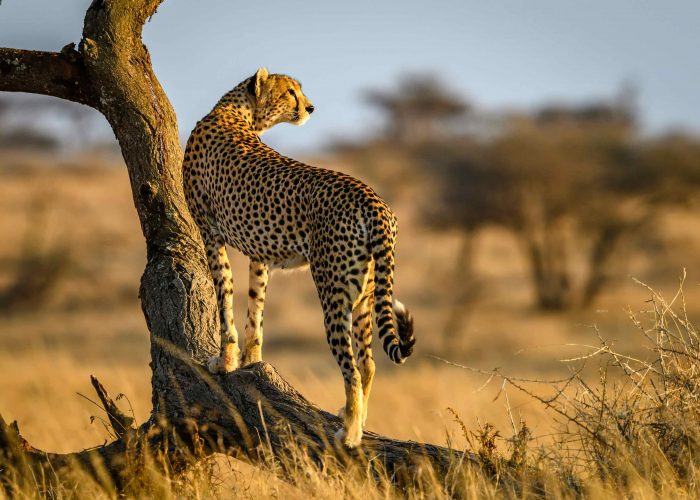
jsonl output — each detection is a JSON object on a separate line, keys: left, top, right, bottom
{"left": 1, "top": 140, "right": 700, "bottom": 498}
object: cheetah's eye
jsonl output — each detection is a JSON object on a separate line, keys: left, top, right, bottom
{"left": 288, "top": 89, "right": 296, "bottom": 97}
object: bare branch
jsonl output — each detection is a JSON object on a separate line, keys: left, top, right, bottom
{"left": 0, "top": 45, "right": 94, "bottom": 106}
{"left": 90, "top": 376, "right": 136, "bottom": 440}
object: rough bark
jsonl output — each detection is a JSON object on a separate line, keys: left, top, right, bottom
{"left": 0, "top": 0, "right": 474, "bottom": 492}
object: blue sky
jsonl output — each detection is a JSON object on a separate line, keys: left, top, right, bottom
{"left": 1, "top": 1, "right": 699, "bottom": 154}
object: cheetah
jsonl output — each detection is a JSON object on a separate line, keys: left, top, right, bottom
{"left": 183, "top": 67, "right": 415, "bottom": 448}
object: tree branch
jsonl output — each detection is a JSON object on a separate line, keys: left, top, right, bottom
{"left": 0, "top": 45, "right": 94, "bottom": 106}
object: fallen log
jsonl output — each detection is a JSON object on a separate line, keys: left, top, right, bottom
{"left": 1, "top": 360, "right": 475, "bottom": 492}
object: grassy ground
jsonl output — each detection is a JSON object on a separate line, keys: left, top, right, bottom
{"left": 1, "top": 152, "right": 699, "bottom": 497}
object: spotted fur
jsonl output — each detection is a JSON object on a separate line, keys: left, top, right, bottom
{"left": 182, "top": 67, "right": 415, "bottom": 448}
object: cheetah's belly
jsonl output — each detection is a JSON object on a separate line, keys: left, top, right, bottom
{"left": 269, "top": 253, "right": 309, "bottom": 271}
{"left": 219, "top": 223, "right": 309, "bottom": 267}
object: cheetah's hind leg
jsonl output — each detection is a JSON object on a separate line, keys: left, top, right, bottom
{"left": 323, "top": 289, "right": 364, "bottom": 448}
{"left": 352, "top": 270, "right": 375, "bottom": 427}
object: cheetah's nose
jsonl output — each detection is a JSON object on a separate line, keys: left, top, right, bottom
{"left": 305, "top": 105, "right": 315, "bottom": 114}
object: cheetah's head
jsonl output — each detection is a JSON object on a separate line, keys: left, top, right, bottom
{"left": 247, "top": 67, "right": 315, "bottom": 133}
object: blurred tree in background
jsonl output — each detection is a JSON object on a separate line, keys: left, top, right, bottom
{"left": 0, "top": 95, "right": 110, "bottom": 314}
{"left": 361, "top": 76, "right": 700, "bottom": 318}
{"left": 365, "top": 74, "right": 469, "bottom": 144}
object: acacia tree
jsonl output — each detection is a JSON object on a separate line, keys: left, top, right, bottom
{"left": 420, "top": 112, "right": 650, "bottom": 312}
{"left": 0, "top": 0, "right": 467, "bottom": 491}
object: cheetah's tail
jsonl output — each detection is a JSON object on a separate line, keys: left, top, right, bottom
{"left": 372, "top": 240, "right": 415, "bottom": 365}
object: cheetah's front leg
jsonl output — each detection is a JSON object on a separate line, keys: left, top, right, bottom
{"left": 241, "top": 260, "right": 268, "bottom": 366}
{"left": 203, "top": 232, "right": 240, "bottom": 374}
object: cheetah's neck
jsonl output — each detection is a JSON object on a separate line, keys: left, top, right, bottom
{"left": 213, "top": 81, "right": 262, "bottom": 135}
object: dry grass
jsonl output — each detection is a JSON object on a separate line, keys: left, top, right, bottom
{"left": 2, "top": 154, "right": 700, "bottom": 497}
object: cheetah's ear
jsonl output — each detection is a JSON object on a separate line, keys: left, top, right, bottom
{"left": 248, "top": 67, "right": 269, "bottom": 98}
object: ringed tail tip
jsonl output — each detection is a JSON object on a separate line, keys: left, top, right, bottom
{"left": 393, "top": 299, "right": 415, "bottom": 361}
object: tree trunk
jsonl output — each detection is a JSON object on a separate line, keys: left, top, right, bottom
{"left": 442, "top": 231, "right": 480, "bottom": 353}
{"left": 0, "top": 0, "right": 476, "bottom": 492}
{"left": 580, "top": 224, "right": 622, "bottom": 308}
{"left": 519, "top": 222, "right": 572, "bottom": 311}
{"left": 528, "top": 242, "right": 571, "bottom": 311}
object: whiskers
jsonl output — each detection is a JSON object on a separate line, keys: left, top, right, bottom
{"left": 293, "top": 113, "right": 309, "bottom": 126}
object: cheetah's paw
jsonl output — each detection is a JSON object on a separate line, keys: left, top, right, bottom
{"left": 334, "top": 426, "right": 362, "bottom": 449}
{"left": 240, "top": 348, "right": 262, "bottom": 367}
{"left": 207, "top": 355, "right": 238, "bottom": 374}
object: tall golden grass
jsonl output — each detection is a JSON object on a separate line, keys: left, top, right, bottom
{"left": 2, "top": 278, "right": 699, "bottom": 498}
